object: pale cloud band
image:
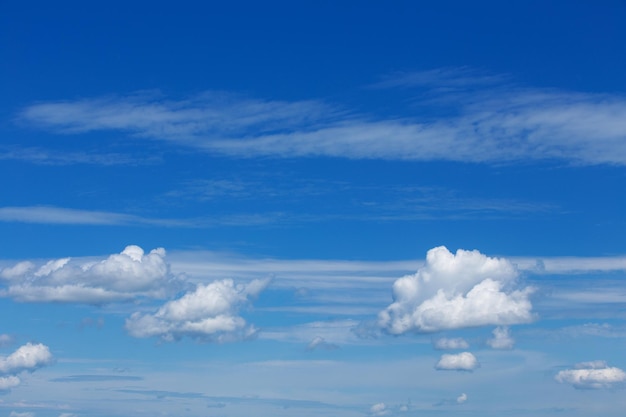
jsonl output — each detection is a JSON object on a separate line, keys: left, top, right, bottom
{"left": 18, "top": 71, "right": 626, "bottom": 166}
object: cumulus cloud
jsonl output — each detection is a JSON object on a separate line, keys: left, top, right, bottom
{"left": 0, "top": 245, "right": 183, "bottom": 303}
{"left": 370, "top": 402, "right": 390, "bottom": 416}
{"left": 433, "top": 337, "right": 469, "bottom": 350}
{"left": 487, "top": 326, "right": 515, "bottom": 349}
{"left": 555, "top": 361, "right": 626, "bottom": 389}
{"left": 435, "top": 352, "right": 479, "bottom": 371}
{"left": 0, "top": 343, "right": 53, "bottom": 374}
{"left": 456, "top": 393, "right": 468, "bottom": 404}
{"left": 379, "top": 246, "right": 534, "bottom": 334}
{"left": 125, "top": 278, "right": 268, "bottom": 342}
{"left": 0, "top": 343, "right": 53, "bottom": 392}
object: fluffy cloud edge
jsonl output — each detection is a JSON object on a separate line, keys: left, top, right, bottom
{"left": 0, "top": 245, "right": 183, "bottom": 304}
{"left": 379, "top": 246, "right": 534, "bottom": 334}
{"left": 435, "top": 352, "right": 479, "bottom": 371}
{"left": 555, "top": 361, "right": 626, "bottom": 389}
{"left": 125, "top": 278, "right": 269, "bottom": 343}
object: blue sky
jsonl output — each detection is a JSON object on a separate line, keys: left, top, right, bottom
{"left": 1, "top": 1, "right": 626, "bottom": 416}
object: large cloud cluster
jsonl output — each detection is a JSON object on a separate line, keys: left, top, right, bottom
{"left": 126, "top": 278, "right": 268, "bottom": 342}
{"left": 0, "top": 246, "right": 182, "bottom": 303}
{"left": 2, "top": 246, "right": 270, "bottom": 344}
{"left": 0, "top": 342, "right": 53, "bottom": 391}
{"left": 379, "top": 246, "right": 534, "bottom": 334}
{"left": 555, "top": 361, "right": 626, "bottom": 389}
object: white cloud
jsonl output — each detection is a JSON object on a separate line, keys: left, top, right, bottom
{"left": 0, "top": 375, "right": 21, "bottom": 390}
{"left": 19, "top": 81, "right": 626, "bottom": 165}
{"left": 555, "top": 361, "right": 626, "bottom": 389}
{"left": 9, "top": 412, "right": 35, "bottom": 417}
{"left": 433, "top": 337, "right": 469, "bottom": 350}
{"left": 456, "top": 393, "right": 468, "bottom": 404}
{"left": 370, "top": 402, "right": 390, "bottom": 416}
{"left": 0, "top": 342, "right": 53, "bottom": 392}
{"left": 0, "top": 343, "right": 53, "bottom": 374}
{"left": 435, "top": 352, "right": 479, "bottom": 371}
{"left": 487, "top": 326, "right": 515, "bottom": 349}
{"left": 125, "top": 278, "right": 268, "bottom": 342}
{"left": 379, "top": 246, "right": 534, "bottom": 334}
{"left": 0, "top": 245, "right": 183, "bottom": 303}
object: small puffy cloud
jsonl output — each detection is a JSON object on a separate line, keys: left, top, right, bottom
{"left": 125, "top": 278, "right": 268, "bottom": 342}
{"left": 379, "top": 246, "right": 534, "bottom": 334}
{"left": 555, "top": 361, "right": 626, "bottom": 389}
{"left": 0, "top": 246, "right": 183, "bottom": 303}
{"left": 370, "top": 402, "right": 390, "bottom": 416}
{"left": 433, "top": 337, "right": 469, "bottom": 350}
{"left": 435, "top": 352, "right": 479, "bottom": 371}
{"left": 487, "top": 326, "right": 514, "bottom": 349}
{"left": 0, "top": 343, "right": 53, "bottom": 374}
{"left": 456, "top": 393, "right": 468, "bottom": 404}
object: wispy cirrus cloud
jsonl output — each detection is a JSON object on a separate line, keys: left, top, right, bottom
{"left": 0, "top": 206, "right": 159, "bottom": 226}
{"left": 0, "top": 146, "right": 160, "bottom": 166}
{"left": 18, "top": 71, "right": 626, "bottom": 165}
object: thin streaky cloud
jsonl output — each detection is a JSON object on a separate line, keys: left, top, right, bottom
{"left": 369, "top": 66, "right": 510, "bottom": 90}
{"left": 0, "top": 206, "right": 184, "bottom": 227}
{"left": 19, "top": 79, "right": 626, "bottom": 165}
{"left": 0, "top": 206, "right": 283, "bottom": 228}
